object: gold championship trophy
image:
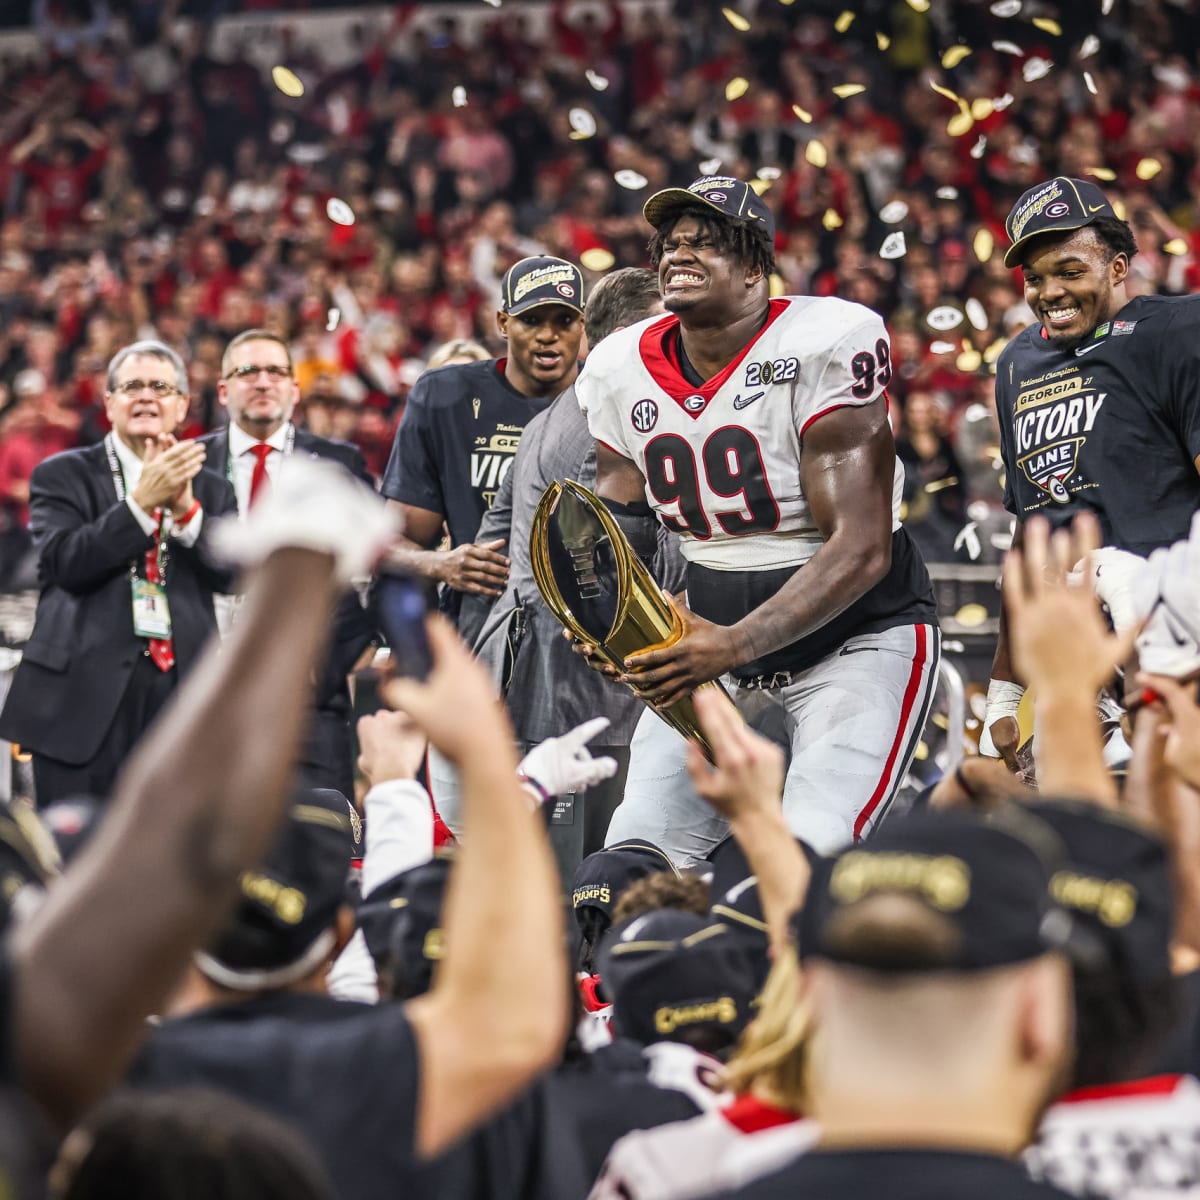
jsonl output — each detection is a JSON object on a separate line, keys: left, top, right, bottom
{"left": 530, "top": 479, "right": 722, "bottom": 761}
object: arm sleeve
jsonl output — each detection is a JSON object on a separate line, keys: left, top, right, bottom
{"left": 799, "top": 311, "right": 892, "bottom": 436}
{"left": 380, "top": 379, "right": 445, "bottom": 514}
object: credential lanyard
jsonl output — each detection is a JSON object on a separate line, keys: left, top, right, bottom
{"left": 105, "top": 432, "right": 169, "bottom": 583}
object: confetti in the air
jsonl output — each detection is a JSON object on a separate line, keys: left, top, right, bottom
{"left": 585, "top": 70, "right": 610, "bottom": 91}
{"left": 993, "top": 40, "right": 1023, "bottom": 55}
{"left": 1164, "top": 239, "right": 1189, "bottom": 256}
{"left": 271, "top": 66, "right": 305, "bottom": 97}
{"left": 930, "top": 81, "right": 962, "bottom": 103}
{"left": 925, "top": 476, "right": 960, "bottom": 494}
{"left": 1087, "top": 166, "right": 1117, "bottom": 181}
{"left": 1113, "top": 199, "right": 1128, "bottom": 221}
{"left": 791, "top": 104, "right": 813, "bottom": 123}
{"left": 1023, "top": 57, "right": 1053, "bottom": 81}
{"left": 822, "top": 209, "right": 844, "bottom": 230}
{"left": 614, "top": 169, "right": 648, "bottom": 190}
{"left": 966, "top": 298, "right": 989, "bottom": 332}
{"left": 757, "top": 166, "right": 783, "bottom": 181}
{"left": 927, "top": 306, "right": 965, "bottom": 331}
{"left": 326, "top": 198, "right": 355, "bottom": 226}
{"left": 957, "top": 348, "right": 983, "bottom": 372}
{"left": 947, "top": 110, "right": 974, "bottom": 137}
{"left": 1032, "top": 17, "right": 1062, "bottom": 35}
{"left": 452, "top": 86, "right": 468, "bottom": 108}
{"left": 1084, "top": 72, "right": 1098, "bottom": 95}
{"left": 956, "top": 523, "right": 983, "bottom": 561}
{"left": 700, "top": 158, "right": 722, "bottom": 175}
{"left": 974, "top": 228, "right": 995, "bottom": 261}
{"left": 748, "top": 178, "right": 772, "bottom": 195}
{"left": 768, "top": 273, "right": 786, "bottom": 297}
{"left": 806, "top": 140, "right": 828, "bottom": 168}
{"left": 880, "top": 232, "right": 907, "bottom": 260}
{"left": 970, "top": 135, "right": 988, "bottom": 160}
{"left": 983, "top": 340, "right": 1008, "bottom": 364}
{"left": 1136, "top": 157, "right": 1162, "bottom": 181}
{"left": 568, "top": 108, "right": 597, "bottom": 138}
{"left": 482, "top": 0, "right": 501, "bottom": 7}
{"left": 833, "top": 83, "right": 866, "bottom": 98}
{"left": 726, "top": 77, "right": 750, "bottom": 101}
{"left": 1101, "top": 0, "right": 1113, "bottom": 12}
{"left": 325, "top": 307, "right": 340, "bottom": 332}
{"left": 930, "top": 340, "right": 958, "bottom": 354}
{"left": 989, "top": 0, "right": 1021, "bottom": 15}
{"left": 907, "top": 0, "right": 930, "bottom": 11}
{"left": 1080, "top": 34, "right": 1100, "bottom": 58}
{"left": 877, "top": 32, "right": 891, "bottom": 50}
{"left": 993, "top": 92, "right": 1015, "bottom": 110}
{"left": 835, "top": 10, "right": 855, "bottom": 32}
{"left": 580, "top": 248, "right": 616, "bottom": 272}
{"left": 722, "top": 7, "right": 751, "bottom": 32}
{"left": 971, "top": 97, "right": 995, "bottom": 121}
{"left": 936, "top": 186, "right": 960, "bottom": 200}
{"left": 880, "top": 200, "right": 909, "bottom": 224}
{"left": 941, "top": 45, "right": 972, "bottom": 69}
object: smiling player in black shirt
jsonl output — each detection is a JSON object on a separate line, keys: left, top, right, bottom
{"left": 982, "top": 177, "right": 1200, "bottom": 763}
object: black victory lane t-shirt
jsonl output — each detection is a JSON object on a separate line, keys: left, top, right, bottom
{"left": 996, "top": 294, "right": 1200, "bottom": 554}
{"left": 710, "top": 1147, "right": 1077, "bottom": 1200}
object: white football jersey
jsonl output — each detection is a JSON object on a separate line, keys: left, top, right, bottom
{"left": 578, "top": 296, "right": 903, "bottom": 571}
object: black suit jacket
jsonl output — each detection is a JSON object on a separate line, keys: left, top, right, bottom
{"left": 199, "top": 426, "right": 377, "bottom": 792}
{"left": 0, "top": 443, "right": 237, "bottom": 764}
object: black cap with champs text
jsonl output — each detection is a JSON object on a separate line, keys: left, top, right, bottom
{"left": 571, "top": 838, "right": 678, "bottom": 933}
{"left": 1003, "top": 176, "right": 1118, "bottom": 268}
{"left": 500, "top": 255, "right": 584, "bottom": 316}
{"left": 796, "top": 807, "right": 1081, "bottom": 973}
{"left": 195, "top": 787, "right": 360, "bottom": 990}
{"left": 643, "top": 175, "right": 777, "bottom": 240}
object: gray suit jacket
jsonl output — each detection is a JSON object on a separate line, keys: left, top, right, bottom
{"left": 461, "top": 386, "right": 684, "bottom": 746}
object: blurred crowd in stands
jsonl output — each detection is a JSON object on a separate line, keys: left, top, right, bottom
{"left": 1, "top": 0, "right": 1198, "bottom": 583}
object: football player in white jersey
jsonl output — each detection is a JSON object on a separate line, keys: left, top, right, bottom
{"left": 575, "top": 175, "right": 940, "bottom": 858}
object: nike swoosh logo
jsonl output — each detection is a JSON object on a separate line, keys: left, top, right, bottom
{"left": 1074, "top": 341, "right": 1105, "bottom": 356}
{"left": 732, "top": 391, "right": 765, "bottom": 410}
{"left": 1088, "top": 204, "right": 1106, "bottom": 213}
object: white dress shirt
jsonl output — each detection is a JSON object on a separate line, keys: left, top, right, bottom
{"left": 227, "top": 421, "right": 291, "bottom": 516}
{"left": 111, "top": 432, "right": 203, "bottom": 547}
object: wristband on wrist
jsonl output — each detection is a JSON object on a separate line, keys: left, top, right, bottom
{"left": 517, "top": 772, "right": 552, "bottom": 808}
{"left": 984, "top": 678, "right": 1025, "bottom": 721}
{"left": 173, "top": 499, "right": 202, "bottom": 526}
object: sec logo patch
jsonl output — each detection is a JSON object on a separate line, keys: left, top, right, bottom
{"left": 631, "top": 398, "right": 659, "bottom": 432}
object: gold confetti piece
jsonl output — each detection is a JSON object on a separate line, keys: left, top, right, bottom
{"left": 452, "top": 86, "right": 468, "bottom": 108}
{"left": 1084, "top": 71, "right": 1098, "bottom": 95}
{"left": 806, "top": 139, "right": 828, "bottom": 168}
{"left": 580, "top": 247, "right": 616, "bottom": 272}
{"left": 835, "top": 10, "right": 855, "bottom": 32}
{"left": 791, "top": 104, "right": 813, "bottom": 123}
{"left": 983, "top": 339, "right": 1008, "bottom": 364}
{"left": 925, "top": 476, "right": 960, "bottom": 493}
{"left": 1032, "top": 17, "right": 1062, "bottom": 34}
{"left": 271, "top": 65, "right": 304, "bottom": 97}
{"left": 722, "top": 7, "right": 751, "bottom": 32}
{"left": 974, "top": 228, "right": 995, "bottom": 261}
{"left": 822, "top": 208, "right": 843, "bottom": 230}
{"left": 941, "top": 45, "right": 972, "bottom": 68}
{"left": 833, "top": 83, "right": 866, "bottom": 98}
{"left": 768, "top": 272, "right": 786, "bottom": 297}
{"left": 876, "top": 32, "right": 891, "bottom": 50}
{"left": 614, "top": 169, "right": 648, "bottom": 190}
{"left": 913, "top": 742, "right": 930, "bottom": 761}
{"left": 957, "top": 348, "right": 983, "bottom": 372}
{"left": 726, "top": 76, "right": 750, "bottom": 101}
{"left": 955, "top": 603, "right": 988, "bottom": 627}
{"left": 1112, "top": 199, "right": 1127, "bottom": 221}
{"left": 568, "top": 108, "right": 596, "bottom": 138}
{"left": 1136, "top": 157, "right": 1162, "bottom": 181}
{"left": 748, "top": 178, "right": 772, "bottom": 195}
{"left": 930, "top": 81, "right": 961, "bottom": 103}
{"left": 1087, "top": 165, "right": 1117, "bottom": 181}
{"left": 326, "top": 197, "right": 355, "bottom": 226}
{"left": 1164, "top": 239, "right": 1189, "bottom": 256}
{"left": 585, "top": 69, "right": 610, "bottom": 91}
{"left": 947, "top": 110, "right": 974, "bottom": 137}
{"left": 907, "top": 0, "right": 930, "bottom": 10}
{"left": 325, "top": 307, "right": 340, "bottom": 332}
{"left": 970, "top": 97, "right": 994, "bottom": 121}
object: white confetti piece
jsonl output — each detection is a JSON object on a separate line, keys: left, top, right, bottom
{"left": 880, "top": 231, "right": 907, "bottom": 259}
{"left": 326, "top": 198, "right": 355, "bottom": 226}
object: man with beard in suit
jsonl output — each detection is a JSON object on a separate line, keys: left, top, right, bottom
{"left": 0, "top": 340, "right": 237, "bottom": 806}
{"left": 200, "top": 329, "right": 376, "bottom": 799}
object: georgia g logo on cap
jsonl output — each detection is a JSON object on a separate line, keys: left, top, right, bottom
{"left": 1044, "top": 201, "right": 1071, "bottom": 218}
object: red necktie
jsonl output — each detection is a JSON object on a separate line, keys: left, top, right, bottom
{"left": 249, "top": 443, "right": 273, "bottom": 507}
{"left": 144, "top": 509, "right": 175, "bottom": 672}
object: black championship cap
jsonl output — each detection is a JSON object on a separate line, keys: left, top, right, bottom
{"left": 1028, "top": 800, "right": 1172, "bottom": 985}
{"left": 1003, "top": 176, "right": 1118, "bottom": 268}
{"left": 571, "top": 838, "right": 678, "bottom": 942}
{"left": 197, "top": 787, "right": 360, "bottom": 990}
{"left": 597, "top": 908, "right": 757, "bottom": 1054}
{"left": 500, "top": 255, "right": 584, "bottom": 316}
{"left": 797, "top": 808, "right": 1076, "bottom": 973}
{"left": 356, "top": 853, "right": 453, "bottom": 999}
{"left": 643, "top": 175, "right": 776, "bottom": 240}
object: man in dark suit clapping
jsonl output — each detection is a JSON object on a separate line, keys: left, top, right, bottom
{"left": 0, "top": 340, "right": 237, "bottom": 806}
{"left": 200, "top": 329, "right": 377, "bottom": 799}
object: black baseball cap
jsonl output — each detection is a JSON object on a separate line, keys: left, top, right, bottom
{"left": 797, "top": 808, "right": 1077, "bottom": 973}
{"left": 571, "top": 838, "right": 677, "bottom": 941}
{"left": 500, "top": 255, "right": 584, "bottom": 316}
{"left": 356, "top": 853, "right": 453, "bottom": 999}
{"left": 1028, "top": 800, "right": 1172, "bottom": 985}
{"left": 197, "top": 787, "right": 360, "bottom": 990}
{"left": 1003, "top": 176, "right": 1118, "bottom": 268}
{"left": 643, "top": 175, "right": 776, "bottom": 240}
{"left": 598, "top": 908, "right": 758, "bottom": 1054}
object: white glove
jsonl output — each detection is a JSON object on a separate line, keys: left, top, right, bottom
{"left": 1080, "top": 546, "right": 1157, "bottom": 633}
{"left": 209, "top": 457, "right": 397, "bottom": 584}
{"left": 1137, "top": 511, "right": 1200, "bottom": 678}
{"left": 978, "top": 679, "right": 1025, "bottom": 757}
{"left": 517, "top": 717, "right": 619, "bottom": 802}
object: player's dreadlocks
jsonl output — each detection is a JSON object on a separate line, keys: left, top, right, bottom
{"left": 648, "top": 209, "right": 777, "bottom": 278}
